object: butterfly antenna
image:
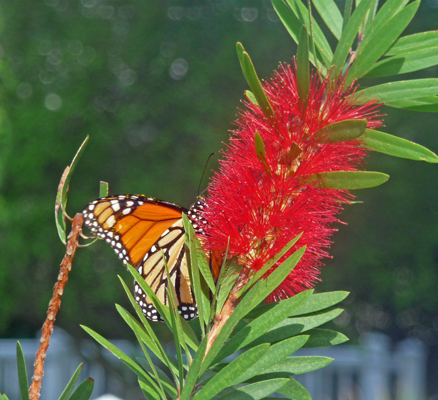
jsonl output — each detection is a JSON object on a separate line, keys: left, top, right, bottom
{"left": 198, "top": 152, "right": 215, "bottom": 196}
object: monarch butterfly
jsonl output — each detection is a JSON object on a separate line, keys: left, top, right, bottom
{"left": 82, "top": 195, "right": 220, "bottom": 322}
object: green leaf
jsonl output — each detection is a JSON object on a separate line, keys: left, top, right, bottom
{"left": 307, "top": 171, "right": 389, "bottom": 190}
{"left": 217, "top": 379, "right": 289, "bottom": 400}
{"left": 291, "top": 291, "right": 349, "bottom": 315}
{"left": 16, "top": 342, "right": 29, "bottom": 400}
{"left": 233, "top": 335, "right": 309, "bottom": 385}
{"left": 99, "top": 181, "right": 109, "bottom": 198}
{"left": 364, "top": 47, "right": 438, "bottom": 78}
{"left": 386, "top": 31, "right": 438, "bottom": 56}
{"left": 297, "top": 25, "right": 310, "bottom": 110}
{"left": 254, "top": 132, "right": 270, "bottom": 173}
{"left": 125, "top": 262, "right": 172, "bottom": 326}
{"left": 213, "top": 291, "right": 312, "bottom": 363}
{"left": 184, "top": 216, "right": 216, "bottom": 294}
{"left": 286, "top": 0, "right": 333, "bottom": 66}
{"left": 180, "top": 335, "right": 208, "bottom": 400}
{"left": 303, "top": 328, "right": 349, "bottom": 348}
{"left": 314, "top": 119, "right": 367, "bottom": 143}
{"left": 357, "top": 0, "right": 409, "bottom": 50}
{"left": 277, "top": 378, "right": 311, "bottom": 399}
{"left": 246, "top": 246, "right": 306, "bottom": 303}
{"left": 138, "top": 378, "right": 161, "bottom": 400}
{"left": 246, "top": 90, "right": 258, "bottom": 105}
{"left": 193, "top": 344, "right": 270, "bottom": 400}
{"left": 199, "top": 284, "right": 265, "bottom": 376}
{"left": 347, "top": 1, "right": 420, "bottom": 83}
{"left": 272, "top": 0, "right": 326, "bottom": 71}
{"left": 362, "top": 129, "right": 438, "bottom": 162}
{"left": 236, "top": 43, "right": 274, "bottom": 119}
{"left": 331, "top": 0, "right": 374, "bottom": 75}
{"left": 68, "top": 378, "right": 94, "bottom": 400}
{"left": 0, "top": 395, "right": 10, "bottom": 400}
{"left": 81, "top": 325, "right": 153, "bottom": 385}
{"left": 216, "top": 261, "right": 242, "bottom": 314}
{"left": 239, "top": 233, "right": 304, "bottom": 297}
{"left": 55, "top": 135, "right": 89, "bottom": 244}
{"left": 136, "top": 358, "right": 177, "bottom": 399}
{"left": 58, "top": 364, "right": 83, "bottom": 400}
{"left": 118, "top": 277, "right": 179, "bottom": 378}
{"left": 312, "top": 0, "right": 343, "bottom": 40}
{"left": 259, "top": 356, "right": 333, "bottom": 375}
{"left": 342, "top": 0, "right": 353, "bottom": 31}
{"left": 249, "top": 308, "right": 344, "bottom": 347}
{"left": 356, "top": 78, "right": 438, "bottom": 112}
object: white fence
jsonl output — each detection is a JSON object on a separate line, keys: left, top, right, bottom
{"left": 0, "top": 330, "right": 427, "bottom": 400}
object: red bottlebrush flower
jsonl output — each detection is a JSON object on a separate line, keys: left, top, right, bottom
{"left": 201, "top": 63, "right": 382, "bottom": 301}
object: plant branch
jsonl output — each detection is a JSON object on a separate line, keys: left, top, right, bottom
{"left": 29, "top": 212, "right": 84, "bottom": 400}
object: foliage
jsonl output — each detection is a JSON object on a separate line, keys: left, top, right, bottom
{"left": 82, "top": 227, "right": 348, "bottom": 400}
{"left": 3, "top": 342, "right": 94, "bottom": 400}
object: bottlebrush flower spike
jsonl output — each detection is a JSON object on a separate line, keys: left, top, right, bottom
{"left": 201, "top": 63, "right": 383, "bottom": 301}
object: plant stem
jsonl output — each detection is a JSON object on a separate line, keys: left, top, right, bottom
{"left": 29, "top": 213, "right": 84, "bottom": 400}
{"left": 205, "top": 268, "right": 251, "bottom": 357}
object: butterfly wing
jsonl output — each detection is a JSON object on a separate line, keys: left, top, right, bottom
{"left": 83, "top": 195, "right": 198, "bottom": 321}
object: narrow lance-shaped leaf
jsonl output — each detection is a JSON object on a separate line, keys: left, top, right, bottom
{"left": 356, "top": 78, "right": 438, "bottom": 112}
{"left": 286, "top": 0, "right": 333, "bottom": 65}
{"left": 314, "top": 119, "right": 367, "bottom": 143}
{"left": 277, "top": 378, "right": 311, "bottom": 400}
{"left": 331, "top": 0, "right": 374, "bottom": 76}
{"left": 213, "top": 290, "right": 312, "bottom": 363}
{"left": 193, "top": 344, "right": 270, "bottom": 400}
{"left": 303, "top": 328, "right": 349, "bottom": 348}
{"left": 347, "top": 1, "right": 420, "bottom": 84}
{"left": 271, "top": 0, "right": 326, "bottom": 73}
{"left": 179, "top": 336, "right": 208, "bottom": 400}
{"left": 306, "top": 171, "right": 389, "bottom": 190}
{"left": 386, "top": 31, "right": 438, "bottom": 56}
{"left": 16, "top": 342, "right": 29, "bottom": 400}
{"left": 362, "top": 129, "right": 438, "bottom": 162}
{"left": 254, "top": 132, "right": 270, "bottom": 174}
{"left": 239, "top": 232, "right": 303, "bottom": 297}
{"left": 342, "top": 0, "right": 353, "bottom": 31}
{"left": 297, "top": 25, "right": 310, "bottom": 110}
{"left": 312, "top": 0, "right": 343, "bottom": 40}
{"left": 236, "top": 43, "right": 274, "bottom": 119}
{"left": 55, "top": 135, "right": 89, "bottom": 244}
{"left": 118, "top": 276, "right": 180, "bottom": 379}
{"left": 216, "top": 379, "right": 289, "bottom": 400}
{"left": 68, "top": 378, "right": 94, "bottom": 400}
{"left": 123, "top": 309, "right": 168, "bottom": 399}
{"left": 356, "top": 0, "right": 410, "bottom": 54}
{"left": 99, "top": 181, "right": 109, "bottom": 198}
{"left": 364, "top": 46, "right": 438, "bottom": 78}
{"left": 58, "top": 363, "right": 84, "bottom": 400}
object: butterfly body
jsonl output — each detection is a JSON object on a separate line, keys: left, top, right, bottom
{"left": 83, "top": 194, "right": 207, "bottom": 322}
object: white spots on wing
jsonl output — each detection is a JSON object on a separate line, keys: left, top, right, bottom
{"left": 106, "top": 215, "right": 116, "bottom": 228}
{"left": 112, "top": 203, "right": 120, "bottom": 212}
{"left": 138, "top": 266, "right": 143, "bottom": 275}
{"left": 122, "top": 208, "right": 131, "bottom": 215}
{"left": 126, "top": 201, "right": 134, "bottom": 207}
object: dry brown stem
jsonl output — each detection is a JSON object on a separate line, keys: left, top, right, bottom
{"left": 205, "top": 268, "right": 251, "bottom": 357}
{"left": 29, "top": 212, "right": 84, "bottom": 400}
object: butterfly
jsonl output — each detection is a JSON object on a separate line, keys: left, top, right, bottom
{"left": 82, "top": 194, "right": 220, "bottom": 322}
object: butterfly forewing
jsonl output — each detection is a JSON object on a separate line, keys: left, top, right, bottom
{"left": 83, "top": 194, "right": 199, "bottom": 322}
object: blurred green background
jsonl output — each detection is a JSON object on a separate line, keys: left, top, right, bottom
{"left": 1, "top": 0, "right": 438, "bottom": 397}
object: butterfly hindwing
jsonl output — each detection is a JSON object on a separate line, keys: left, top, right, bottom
{"left": 83, "top": 194, "right": 199, "bottom": 322}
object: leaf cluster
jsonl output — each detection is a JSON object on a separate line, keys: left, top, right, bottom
{"left": 82, "top": 224, "right": 349, "bottom": 400}
{"left": 1, "top": 343, "right": 94, "bottom": 400}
